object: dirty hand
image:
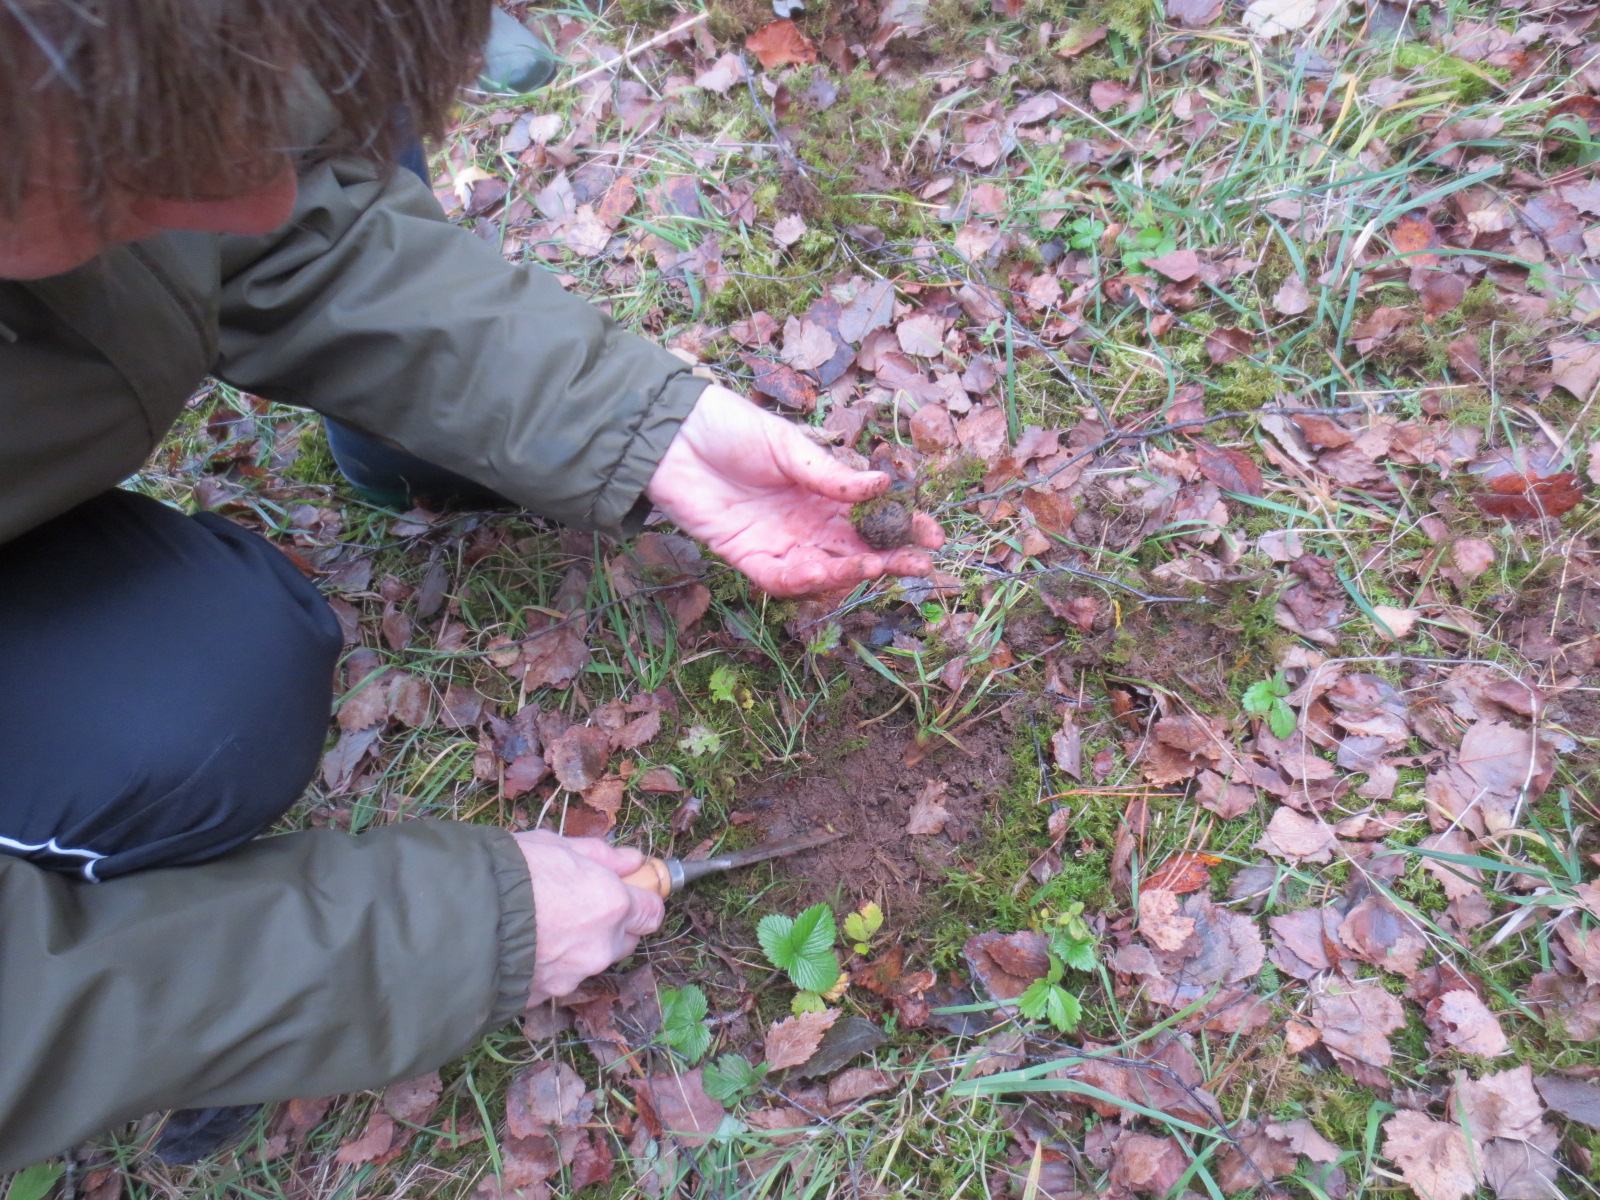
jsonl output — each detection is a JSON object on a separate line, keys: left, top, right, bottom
{"left": 645, "top": 384, "right": 944, "bottom": 597}
{"left": 515, "top": 831, "right": 664, "bottom": 1005}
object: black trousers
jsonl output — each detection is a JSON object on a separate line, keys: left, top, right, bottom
{"left": 0, "top": 491, "right": 342, "bottom": 880}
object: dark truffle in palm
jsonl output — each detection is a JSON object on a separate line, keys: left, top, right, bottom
{"left": 852, "top": 497, "right": 915, "bottom": 551}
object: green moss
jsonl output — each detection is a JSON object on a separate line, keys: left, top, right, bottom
{"left": 1390, "top": 45, "right": 1511, "bottom": 103}
{"left": 282, "top": 422, "right": 339, "bottom": 486}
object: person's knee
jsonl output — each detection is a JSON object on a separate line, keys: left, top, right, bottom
{"left": 0, "top": 493, "right": 344, "bottom": 879}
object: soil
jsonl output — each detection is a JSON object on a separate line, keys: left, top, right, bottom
{"left": 717, "top": 691, "right": 1022, "bottom": 921}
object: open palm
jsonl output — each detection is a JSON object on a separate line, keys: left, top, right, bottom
{"left": 646, "top": 386, "right": 943, "bottom": 596}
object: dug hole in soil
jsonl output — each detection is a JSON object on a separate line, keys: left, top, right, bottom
{"left": 708, "top": 688, "right": 1023, "bottom": 923}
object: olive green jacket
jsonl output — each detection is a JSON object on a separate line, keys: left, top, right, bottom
{"left": 0, "top": 153, "right": 707, "bottom": 1168}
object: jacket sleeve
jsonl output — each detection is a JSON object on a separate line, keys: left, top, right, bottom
{"left": 0, "top": 821, "right": 537, "bottom": 1172}
{"left": 212, "top": 158, "right": 709, "bottom": 535}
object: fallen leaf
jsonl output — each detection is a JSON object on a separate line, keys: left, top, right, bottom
{"left": 773, "top": 212, "right": 808, "bottom": 247}
{"left": 1193, "top": 439, "right": 1264, "bottom": 497}
{"left": 1383, "top": 1111, "right": 1480, "bottom": 1200}
{"left": 1274, "top": 274, "right": 1311, "bottom": 314}
{"left": 1312, "top": 977, "right": 1405, "bottom": 1086}
{"left": 334, "top": 1109, "right": 396, "bottom": 1165}
{"left": 896, "top": 312, "right": 947, "bottom": 357}
{"left": 1431, "top": 988, "right": 1509, "bottom": 1057}
{"left": 1166, "top": 0, "right": 1223, "bottom": 27}
{"left": 1455, "top": 1066, "right": 1549, "bottom": 1143}
{"left": 515, "top": 615, "right": 590, "bottom": 690}
{"left": 1142, "top": 249, "right": 1200, "bottom": 281}
{"left": 1140, "top": 887, "right": 1197, "bottom": 951}
{"left": 548, "top": 725, "right": 612, "bottom": 792}
{"left": 1476, "top": 470, "right": 1585, "bottom": 521}
{"left": 765, "top": 1008, "right": 840, "bottom": 1069}
{"left": 640, "top": 1068, "right": 724, "bottom": 1147}
{"left": 780, "top": 317, "right": 839, "bottom": 372}
{"left": 1550, "top": 338, "right": 1600, "bottom": 401}
{"left": 966, "top": 930, "right": 1052, "bottom": 1002}
{"left": 907, "top": 779, "right": 951, "bottom": 834}
{"left": 1204, "top": 326, "right": 1254, "bottom": 364}
{"left": 1089, "top": 79, "right": 1139, "bottom": 112}
{"left": 1258, "top": 807, "right": 1336, "bottom": 863}
{"left": 384, "top": 1071, "right": 443, "bottom": 1127}
{"left": 694, "top": 51, "right": 746, "bottom": 94}
{"left": 827, "top": 1067, "right": 896, "bottom": 1107}
{"left": 1146, "top": 852, "right": 1221, "bottom": 894}
{"left": 507, "top": 1062, "right": 591, "bottom": 1137}
{"left": 1534, "top": 1075, "right": 1600, "bottom": 1129}
{"left": 745, "top": 19, "right": 817, "bottom": 68}
{"left": 1242, "top": 0, "right": 1316, "bottom": 36}
{"left": 1110, "top": 1132, "right": 1188, "bottom": 1196}
{"left": 1452, "top": 538, "right": 1496, "bottom": 581}
{"left": 1371, "top": 604, "right": 1419, "bottom": 640}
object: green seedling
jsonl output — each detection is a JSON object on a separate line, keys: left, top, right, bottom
{"left": 657, "top": 984, "right": 711, "bottom": 1064}
{"left": 1241, "top": 671, "right": 1296, "bottom": 739}
{"left": 758, "top": 902, "right": 842, "bottom": 1013}
{"left": 1063, "top": 215, "right": 1105, "bottom": 253}
{"left": 843, "top": 901, "right": 884, "bottom": 956}
{"left": 708, "top": 663, "right": 754, "bottom": 708}
{"left": 1118, "top": 222, "right": 1177, "bottom": 271}
{"left": 5, "top": 1165, "right": 64, "bottom": 1200}
{"left": 1017, "top": 952, "right": 1083, "bottom": 1034}
{"left": 1043, "top": 901, "right": 1098, "bottom": 972}
{"left": 702, "top": 1053, "right": 768, "bottom": 1104}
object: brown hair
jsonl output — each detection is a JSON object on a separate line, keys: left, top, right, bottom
{"left": 0, "top": 0, "right": 490, "bottom": 215}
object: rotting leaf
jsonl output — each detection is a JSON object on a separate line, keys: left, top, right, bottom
{"left": 907, "top": 778, "right": 951, "bottom": 834}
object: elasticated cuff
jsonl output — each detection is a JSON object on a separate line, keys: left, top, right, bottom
{"left": 591, "top": 369, "right": 711, "bottom": 538}
{"left": 481, "top": 829, "right": 540, "bottom": 1032}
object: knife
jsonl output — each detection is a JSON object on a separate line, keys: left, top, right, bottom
{"left": 620, "top": 830, "right": 843, "bottom": 898}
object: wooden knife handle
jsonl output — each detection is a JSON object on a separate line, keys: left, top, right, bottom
{"left": 621, "top": 857, "right": 674, "bottom": 898}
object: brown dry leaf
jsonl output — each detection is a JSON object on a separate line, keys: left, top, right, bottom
{"left": 1166, "top": 0, "right": 1223, "bottom": 24}
{"left": 966, "top": 930, "right": 1052, "bottom": 1002}
{"left": 507, "top": 1061, "right": 591, "bottom": 1138}
{"left": 1089, "top": 79, "right": 1140, "bottom": 112}
{"left": 569, "top": 1131, "right": 614, "bottom": 1192}
{"left": 1431, "top": 989, "right": 1510, "bottom": 1057}
{"left": 1204, "top": 326, "right": 1254, "bottom": 364}
{"left": 1311, "top": 977, "right": 1405, "bottom": 1086}
{"left": 1476, "top": 470, "right": 1586, "bottom": 521}
{"left": 1371, "top": 604, "right": 1419, "bottom": 640}
{"left": 765, "top": 1008, "right": 840, "bottom": 1069}
{"left": 907, "top": 778, "right": 951, "bottom": 834}
{"left": 1383, "top": 1111, "right": 1480, "bottom": 1200}
{"left": 384, "top": 1070, "right": 443, "bottom": 1128}
{"left": 1274, "top": 273, "right": 1311, "bottom": 314}
{"left": 1258, "top": 807, "right": 1336, "bottom": 863}
{"left": 1194, "top": 769, "right": 1255, "bottom": 818}
{"left": 827, "top": 1067, "right": 897, "bottom": 1107}
{"left": 1535, "top": 1075, "right": 1600, "bottom": 1128}
{"left": 1455, "top": 1066, "right": 1549, "bottom": 1143}
{"left": 1218, "top": 1117, "right": 1338, "bottom": 1190}
{"left": 773, "top": 212, "right": 808, "bottom": 248}
{"left": 781, "top": 316, "right": 839, "bottom": 372}
{"left": 1145, "top": 851, "right": 1218, "bottom": 895}
{"left": 1550, "top": 338, "right": 1600, "bottom": 401}
{"left": 1349, "top": 306, "right": 1411, "bottom": 355}
{"left": 515, "top": 615, "right": 590, "bottom": 690}
{"left": 694, "top": 51, "right": 746, "bottom": 94}
{"left": 1109, "top": 1133, "right": 1187, "bottom": 1196}
{"left": 637, "top": 766, "right": 682, "bottom": 792}
{"left": 1142, "top": 249, "right": 1200, "bottom": 281}
{"left": 1193, "top": 439, "right": 1265, "bottom": 497}
{"left": 1337, "top": 895, "right": 1427, "bottom": 978}
{"left": 1139, "top": 887, "right": 1197, "bottom": 951}
{"left": 1452, "top": 537, "right": 1496, "bottom": 581}
{"left": 548, "top": 725, "right": 611, "bottom": 792}
{"left": 641, "top": 1068, "right": 724, "bottom": 1147}
{"left": 896, "top": 312, "right": 947, "bottom": 358}
{"left": 1483, "top": 1132, "right": 1562, "bottom": 1200}
{"left": 1269, "top": 908, "right": 1336, "bottom": 980}
{"left": 745, "top": 19, "right": 817, "bottom": 68}
{"left": 334, "top": 1108, "right": 397, "bottom": 1165}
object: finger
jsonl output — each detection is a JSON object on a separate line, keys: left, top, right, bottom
{"left": 564, "top": 838, "right": 646, "bottom": 875}
{"left": 623, "top": 886, "right": 666, "bottom": 936}
{"left": 776, "top": 434, "right": 891, "bottom": 504}
{"left": 910, "top": 512, "right": 946, "bottom": 550}
{"left": 761, "top": 553, "right": 889, "bottom": 598}
{"left": 884, "top": 547, "right": 934, "bottom": 577}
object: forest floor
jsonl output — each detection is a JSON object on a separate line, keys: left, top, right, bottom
{"left": 49, "top": 0, "right": 1600, "bottom": 1197}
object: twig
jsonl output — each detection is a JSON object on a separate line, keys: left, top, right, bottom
{"left": 558, "top": 12, "right": 709, "bottom": 90}
{"left": 740, "top": 51, "right": 810, "bottom": 179}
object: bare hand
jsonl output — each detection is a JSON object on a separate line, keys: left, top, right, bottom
{"left": 515, "top": 831, "right": 664, "bottom": 1005}
{"left": 645, "top": 385, "right": 944, "bottom": 596}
